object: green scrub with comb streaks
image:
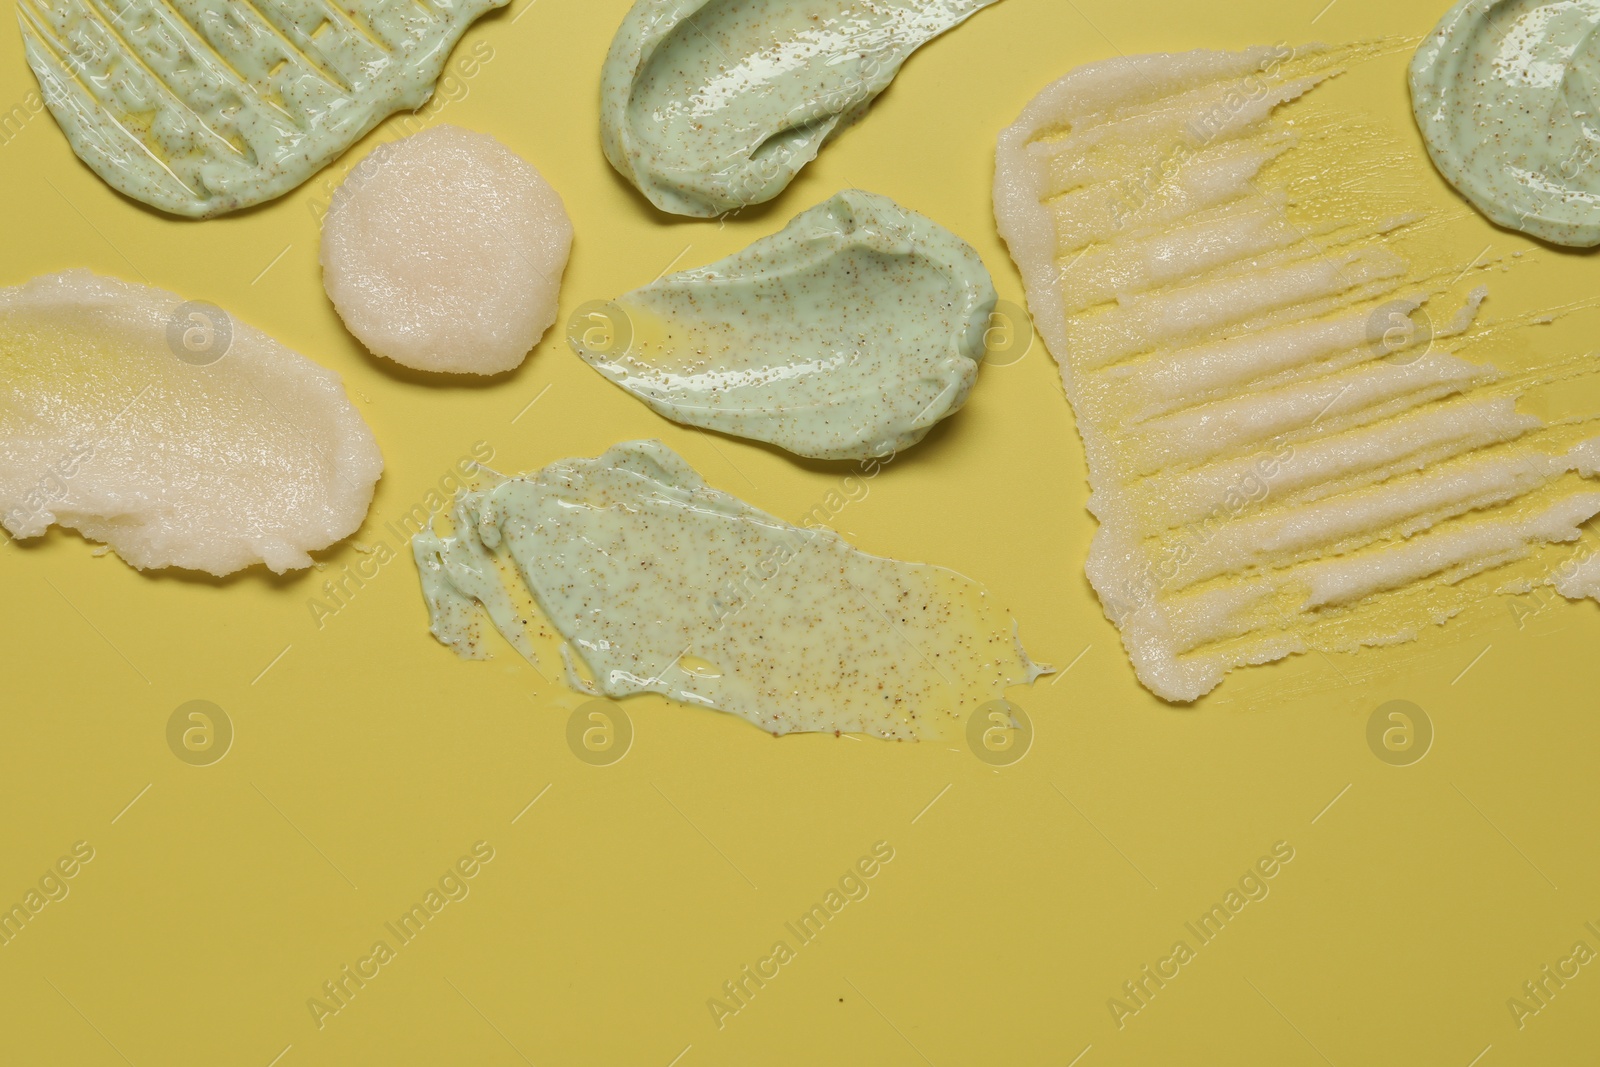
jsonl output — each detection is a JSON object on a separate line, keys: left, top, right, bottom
{"left": 20, "top": 0, "right": 505, "bottom": 217}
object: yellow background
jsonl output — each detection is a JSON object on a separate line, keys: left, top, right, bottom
{"left": 3, "top": 0, "right": 1599, "bottom": 1064}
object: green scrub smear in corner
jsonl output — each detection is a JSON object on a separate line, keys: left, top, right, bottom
{"left": 1411, "top": 0, "right": 1600, "bottom": 246}
{"left": 412, "top": 441, "right": 1044, "bottom": 739}
{"left": 570, "top": 191, "right": 997, "bottom": 462}
{"left": 19, "top": 0, "right": 505, "bottom": 218}
{"left": 599, "top": 0, "right": 1002, "bottom": 217}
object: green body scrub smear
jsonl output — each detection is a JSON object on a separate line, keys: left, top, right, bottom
{"left": 413, "top": 441, "right": 1044, "bottom": 739}
{"left": 1410, "top": 0, "right": 1600, "bottom": 246}
{"left": 571, "top": 191, "right": 997, "bottom": 462}
{"left": 600, "top": 0, "right": 1001, "bottom": 217}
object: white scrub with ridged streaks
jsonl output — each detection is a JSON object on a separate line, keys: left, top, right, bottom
{"left": 320, "top": 125, "right": 573, "bottom": 376}
{"left": 0, "top": 271, "right": 383, "bottom": 575}
{"left": 995, "top": 45, "right": 1600, "bottom": 701}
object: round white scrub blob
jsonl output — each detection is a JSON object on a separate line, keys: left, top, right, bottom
{"left": 320, "top": 125, "right": 573, "bottom": 375}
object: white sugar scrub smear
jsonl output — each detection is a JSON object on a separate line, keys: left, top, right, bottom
{"left": 320, "top": 125, "right": 574, "bottom": 376}
{"left": 0, "top": 271, "right": 384, "bottom": 576}
{"left": 994, "top": 44, "right": 1600, "bottom": 702}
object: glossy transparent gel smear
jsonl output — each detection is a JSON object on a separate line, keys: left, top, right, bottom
{"left": 572, "top": 191, "right": 996, "bottom": 461}
{"left": 995, "top": 46, "right": 1600, "bottom": 701}
{"left": 1411, "top": 0, "right": 1600, "bottom": 247}
{"left": 600, "top": 0, "right": 1001, "bottom": 217}
{"left": 413, "top": 441, "right": 1040, "bottom": 738}
{"left": 19, "top": 0, "right": 505, "bottom": 217}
